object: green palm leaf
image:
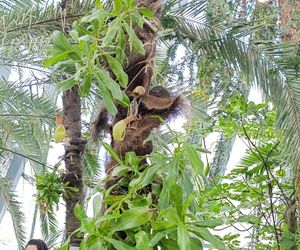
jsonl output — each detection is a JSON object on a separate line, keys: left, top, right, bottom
{"left": 0, "top": 176, "right": 26, "bottom": 249}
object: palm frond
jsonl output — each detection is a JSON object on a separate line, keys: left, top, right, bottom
{"left": 0, "top": 177, "right": 26, "bottom": 249}
{"left": 0, "top": 81, "right": 56, "bottom": 172}
{"left": 40, "top": 209, "right": 59, "bottom": 241}
{"left": 162, "top": 0, "right": 300, "bottom": 169}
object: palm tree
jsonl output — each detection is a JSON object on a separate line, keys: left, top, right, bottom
{"left": 1, "top": 0, "right": 300, "bottom": 248}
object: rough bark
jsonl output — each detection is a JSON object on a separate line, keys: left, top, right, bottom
{"left": 63, "top": 86, "right": 85, "bottom": 246}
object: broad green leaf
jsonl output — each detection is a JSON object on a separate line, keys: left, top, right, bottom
{"left": 123, "top": 22, "right": 145, "bottom": 55}
{"left": 96, "top": 68, "right": 123, "bottom": 101}
{"left": 140, "top": 164, "right": 161, "bottom": 188}
{"left": 51, "top": 30, "right": 74, "bottom": 51}
{"left": 79, "top": 73, "right": 92, "bottom": 97}
{"left": 185, "top": 143, "right": 204, "bottom": 176}
{"left": 56, "top": 240, "right": 69, "bottom": 250}
{"left": 104, "top": 54, "right": 128, "bottom": 87}
{"left": 81, "top": 9, "right": 108, "bottom": 23}
{"left": 57, "top": 78, "right": 77, "bottom": 91}
{"left": 81, "top": 217, "right": 96, "bottom": 233}
{"left": 111, "top": 165, "right": 131, "bottom": 177}
{"left": 104, "top": 237, "right": 135, "bottom": 250}
{"left": 96, "top": 75, "right": 118, "bottom": 115}
{"left": 103, "top": 143, "right": 123, "bottom": 165}
{"left": 103, "top": 18, "right": 121, "bottom": 47}
{"left": 177, "top": 222, "right": 191, "bottom": 250}
{"left": 170, "top": 184, "right": 183, "bottom": 218}
{"left": 44, "top": 51, "right": 71, "bottom": 68}
{"left": 74, "top": 203, "right": 87, "bottom": 220}
{"left": 181, "top": 194, "right": 195, "bottom": 217}
{"left": 150, "top": 228, "right": 176, "bottom": 246}
{"left": 190, "top": 238, "right": 203, "bottom": 250}
{"left": 116, "top": 28, "right": 126, "bottom": 64}
{"left": 138, "top": 6, "right": 154, "bottom": 18}
{"left": 135, "top": 231, "right": 153, "bottom": 250}
{"left": 188, "top": 226, "right": 226, "bottom": 250}
{"left": 112, "top": 0, "right": 123, "bottom": 14}
{"left": 189, "top": 219, "right": 224, "bottom": 228}
{"left": 103, "top": 195, "right": 126, "bottom": 205}
{"left": 114, "top": 207, "right": 151, "bottom": 231}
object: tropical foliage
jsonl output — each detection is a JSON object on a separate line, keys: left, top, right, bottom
{"left": 0, "top": 0, "right": 299, "bottom": 250}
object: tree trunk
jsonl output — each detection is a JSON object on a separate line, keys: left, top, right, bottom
{"left": 62, "top": 86, "right": 85, "bottom": 246}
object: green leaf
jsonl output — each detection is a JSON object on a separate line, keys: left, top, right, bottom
{"left": 190, "top": 238, "right": 203, "bottom": 250}
{"left": 104, "top": 54, "right": 128, "bottom": 87}
{"left": 188, "top": 226, "right": 226, "bottom": 250}
{"left": 81, "top": 9, "right": 108, "bottom": 23}
{"left": 150, "top": 229, "right": 176, "bottom": 246}
{"left": 114, "top": 207, "right": 151, "bottom": 231}
{"left": 177, "top": 222, "right": 191, "bottom": 250}
{"left": 81, "top": 217, "right": 96, "bottom": 233}
{"left": 140, "top": 164, "right": 161, "bottom": 188}
{"left": 135, "top": 231, "right": 153, "bottom": 250}
{"left": 112, "top": 0, "right": 123, "bottom": 14}
{"left": 56, "top": 240, "right": 69, "bottom": 250}
{"left": 96, "top": 74, "right": 118, "bottom": 115}
{"left": 57, "top": 78, "right": 77, "bottom": 92}
{"left": 170, "top": 184, "right": 183, "bottom": 218}
{"left": 189, "top": 219, "right": 224, "bottom": 228}
{"left": 74, "top": 203, "right": 87, "bottom": 220}
{"left": 116, "top": 28, "right": 126, "bottom": 64}
{"left": 79, "top": 73, "right": 92, "bottom": 97}
{"left": 185, "top": 143, "right": 204, "bottom": 176}
{"left": 123, "top": 22, "right": 145, "bottom": 55}
{"left": 104, "top": 237, "right": 135, "bottom": 250}
{"left": 103, "top": 18, "right": 121, "bottom": 47}
{"left": 96, "top": 68, "right": 123, "bottom": 101}
{"left": 51, "top": 30, "right": 74, "bottom": 51}
{"left": 138, "top": 6, "right": 154, "bottom": 18}
{"left": 44, "top": 51, "right": 72, "bottom": 68}
{"left": 181, "top": 194, "right": 195, "bottom": 217}
{"left": 103, "top": 143, "right": 123, "bottom": 165}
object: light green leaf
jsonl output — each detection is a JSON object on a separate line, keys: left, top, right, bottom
{"left": 44, "top": 51, "right": 71, "bottom": 68}
{"left": 189, "top": 219, "right": 224, "bottom": 228}
{"left": 114, "top": 207, "right": 151, "bottom": 231}
{"left": 103, "top": 143, "right": 123, "bottom": 165}
{"left": 74, "top": 203, "right": 87, "bottom": 220}
{"left": 177, "top": 222, "right": 191, "bottom": 250}
{"left": 190, "top": 238, "right": 203, "bottom": 250}
{"left": 135, "top": 231, "right": 153, "bottom": 250}
{"left": 104, "top": 237, "right": 135, "bottom": 250}
{"left": 81, "top": 9, "right": 108, "bottom": 23}
{"left": 104, "top": 54, "right": 128, "bottom": 87}
{"left": 123, "top": 22, "right": 145, "bottom": 55}
{"left": 79, "top": 73, "right": 92, "bottom": 97}
{"left": 56, "top": 78, "right": 77, "bottom": 92}
{"left": 51, "top": 30, "right": 74, "bottom": 51}
{"left": 138, "top": 6, "right": 154, "bottom": 18}
{"left": 103, "top": 18, "right": 121, "bottom": 47}
{"left": 188, "top": 226, "right": 226, "bottom": 250}
{"left": 185, "top": 143, "right": 204, "bottom": 176}
{"left": 96, "top": 68, "right": 123, "bottom": 101}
